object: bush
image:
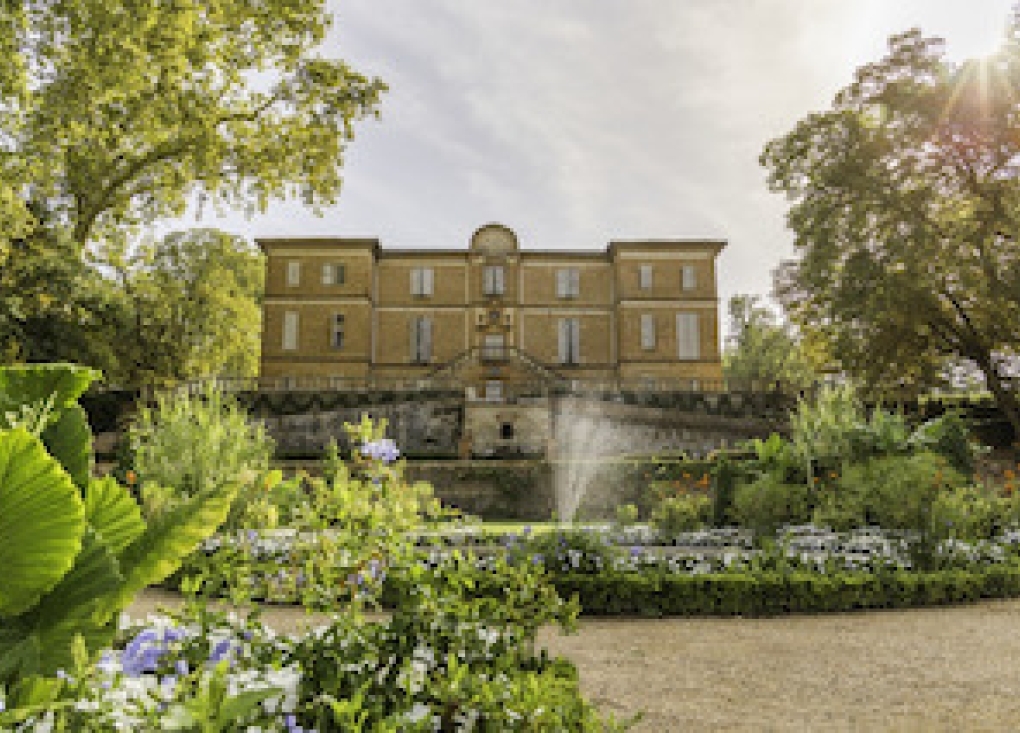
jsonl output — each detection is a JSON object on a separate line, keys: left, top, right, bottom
{"left": 650, "top": 495, "right": 712, "bottom": 538}
{"left": 820, "top": 452, "right": 966, "bottom": 533}
{"left": 910, "top": 410, "right": 980, "bottom": 479}
{"left": 615, "top": 503, "right": 639, "bottom": 526}
{"left": 126, "top": 383, "right": 274, "bottom": 512}
{"left": 931, "top": 485, "right": 1000, "bottom": 541}
{"left": 732, "top": 474, "right": 815, "bottom": 537}
{"left": 711, "top": 454, "right": 741, "bottom": 527}
{"left": 517, "top": 527, "right": 621, "bottom": 575}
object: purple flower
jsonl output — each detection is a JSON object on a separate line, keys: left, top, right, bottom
{"left": 175, "top": 659, "right": 189, "bottom": 676}
{"left": 122, "top": 628, "right": 168, "bottom": 677}
{"left": 361, "top": 439, "right": 400, "bottom": 464}
{"left": 55, "top": 669, "right": 67, "bottom": 680}
{"left": 532, "top": 554, "right": 544, "bottom": 565}
{"left": 209, "top": 639, "right": 233, "bottom": 664}
{"left": 522, "top": 526, "right": 532, "bottom": 536}
{"left": 630, "top": 546, "right": 641, "bottom": 558}
{"left": 247, "top": 530, "right": 258, "bottom": 543}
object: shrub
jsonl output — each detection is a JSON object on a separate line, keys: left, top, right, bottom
{"left": 909, "top": 410, "right": 980, "bottom": 479}
{"left": 517, "top": 527, "right": 621, "bottom": 575}
{"left": 126, "top": 382, "right": 274, "bottom": 509}
{"left": 650, "top": 495, "right": 712, "bottom": 538}
{"left": 931, "top": 485, "right": 1000, "bottom": 541}
{"left": 711, "top": 454, "right": 741, "bottom": 527}
{"left": 732, "top": 474, "right": 815, "bottom": 537}
{"left": 824, "top": 452, "right": 966, "bottom": 533}
{"left": 615, "top": 502, "right": 639, "bottom": 526}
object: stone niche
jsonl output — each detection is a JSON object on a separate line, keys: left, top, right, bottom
{"left": 463, "top": 403, "right": 550, "bottom": 458}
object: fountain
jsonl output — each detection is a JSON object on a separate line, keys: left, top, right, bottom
{"left": 550, "top": 397, "right": 646, "bottom": 523}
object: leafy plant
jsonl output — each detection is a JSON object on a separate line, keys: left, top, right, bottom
{"left": 909, "top": 410, "right": 981, "bottom": 479}
{"left": 732, "top": 474, "right": 815, "bottom": 538}
{"left": 615, "top": 503, "right": 639, "bottom": 527}
{"left": 649, "top": 495, "right": 711, "bottom": 538}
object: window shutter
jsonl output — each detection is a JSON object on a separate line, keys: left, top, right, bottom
{"left": 423, "top": 268, "right": 434, "bottom": 296}
{"left": 421, "top": 317, "right": 432, "bottom": 359}
{"left": 283, "top": 311, "right": 299, "bottom": 350}
{"left": 495, "top": 266, "right": 504, "bottom": 294}
{"left": 322, "top": 263, "right": 334, "bottom": 285}
{"left": 558, "top": 319, "right": 569, "bottom": 363}
{"left": 570, "top": 268, "right": 580, "bottom": 297}
{"left": 287, "top": 261, "right": 301, "bottom": 287}
{"left": 336, "top": 264, "right": 345, "bottom": 285}
{"left": 410, "top": 318, "right": 419, "bottom": 360}
{"left": 410, "top": 269, "right": 420, "bottom": 296}
{"left": 570, "top": 318, "right": 580, "bottom": 362}
{"left": 556, "top": 270, "right": 567, "bottom": 298}
{"left": 682, "top": 265, "right": 697, "bottom": 291}
{"left": 641, "top": 314, "right": 655, "bottom": 349}
{"left": 331, "top": 314, "right": 344, "bottom": 349}
{"left": 639, "top": 265, "right": 652, "bottom": 290}
{"left": 677, "top": 312, "right": 700, "bottom": 360}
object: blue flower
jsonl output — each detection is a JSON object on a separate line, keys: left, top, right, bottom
{"left": 361, "top": 439, "right": 400, "bottom": 464}
{"left": 122, "top": 628, "right": 168, "bottom": 677}
{"left": 630, "top": 546, "right": 641, "bottom": 558}
{"left": 175, "top": 659, "right": 189, "bottom": 676}
{"left": 209, "top": 639, "right": 233, "bottom": 664}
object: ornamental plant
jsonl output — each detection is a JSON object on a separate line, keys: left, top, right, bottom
{"left": 649, "top": 495, "right": 712, "bottom": 539}
{"left": 0, "top": 365, "right": 237, "bottom": 723}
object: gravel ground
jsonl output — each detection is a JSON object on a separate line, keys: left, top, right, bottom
{"left": 128, "top": 589, "right": 1020, "bottom": 731}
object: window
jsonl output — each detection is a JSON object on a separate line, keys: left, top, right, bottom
{"left": 282, "top": 311, "right": 299, "bottom": 351}
{"left": 483, "top": 334, "right": 505, "bottom": 361}
{"left": 500, "top": 422, "right": 514, "bottom": 439}
{"left": 410, "top": 316, "right": 432, "bottom": 362}
{"left": 483, "top": 265, "right": 505, "bottom": 296}
{"left": 410, "top": 267, "right": 434, "bottom": 297}
{"left": 485, "top": 380, "right": 503, "bottom": 402}
{"left": 639, "top": 264, "right": 653, "bottom": 290}
{"left": 682, "top": 265, "right": 697, "bottom": 291}
{"left": 286, "top": 261, "right": 301, "bottom": 287}
{"left": 322, "top": 263, "right": 345, "bottom": 286}
{"left": 676, "top": 312, "right": 700, "bottom": 360}
{"left": 641, "top": 314, "right": 656, "bottom": 350}
{"left": 555, "top": 268, "right": 580, "bottom": 298}
{"left": 558, "top": 318, "right": 580, "bottom": 364}
{"left": 330, "top": 313, "right": 344, "bottom": 349}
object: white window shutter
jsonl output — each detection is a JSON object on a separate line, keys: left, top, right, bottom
{"left": 423, "top": 268, "right": 434, "bottom": 296}
{"left": 641, "top": 314, "right": 655, "bottom": 349}
{"left": 558, "top": 319, "right": 569, "bottom": 363}
{"left": 287, "top": 261, "right": 301, "bottom": 287}
{"left": 410, "top": 318, "right": 419, "bottom": 360}
{"left": 570, "top": 318, "right": 580, "bottom": 362}
{"left": 556, "top": 270, "right": 567, "bottom": 298}
{"left": 283, "top": 311, "right": 299, "bottom": 350}
{"left": 410, "top": 269, "right": 420, "bottom": 296}
{"left": 640, "top": 264, "right": 653, "bottom": 290}
{"left": 570, "top": 268, "right": 580, "bottom": 297}
{"left": 677, "top": 313, "right": 700, "bottom": 360}
{"left": 682, "top": 265, "right": 697, "bottom": 291}
{"left": 322, "top": 263, "right": 333, "bottom": 285}
{"left": 421, "top": 317, "right": 432, "bottom": 359}
{"left": 495, "top": 266, "right": 504, "bottom": 294}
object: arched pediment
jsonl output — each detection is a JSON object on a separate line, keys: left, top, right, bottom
{"left": 470, "top": 223, "right": 518, "bottom": 254}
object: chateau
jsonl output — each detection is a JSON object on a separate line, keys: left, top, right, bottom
{"left": 257, "top": 223, "right": 724, "bottom": 400}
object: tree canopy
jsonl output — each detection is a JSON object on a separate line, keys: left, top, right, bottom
{"left": 761, "top": 19, "right": 1020, "bottom": 437}
{"left": 1, "top": 0, "right": 384, "bottom": 386}
{"left": 722, "top": 295, "right": 818, "bottom": 393}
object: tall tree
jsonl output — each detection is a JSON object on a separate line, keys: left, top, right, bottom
{"left": 98, "top": 229, "right": 264, "bottom": 388}
{"left": 1, "top": 0, "right": 384, "bottom": 376}
{"left": 761, "top": 20, "right": 1020, "bottom": 437}
{"left": 722, "top": 295, "right": 817, "bottom": 392}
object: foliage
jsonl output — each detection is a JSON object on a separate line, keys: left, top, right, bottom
{"left": 732, "top": 474, "right": 816, "bottom": 538}
{"left": 711, "top": 454, "right": 741, "bottom": 527}
{"left": 931, "top": 485, "right": 1001, "bottom": 541}
{"left": 722, "top": 294, "right": 818, "bottom": 391}
{"left": 761, "top": 22, "right": 1020, "bottom": 435}
{"left": 615, "top": 503, "right": 639, "bottom": 527}
{"left": 811, "top": 453, "right": 965, "bottom": 536}
{"left": 649, "top": 495, "right": 712, "bottom": 538}
{"left": 97, "top": 229, "right": 265, "bottom": 388}
{"left": 0, "top": 363, "right": 103, "bottom": 491}
{"left": 516, "top": 527, "right": 622, "bottom": 575}
{"left": 127, "top": 382, "right": 274, "bottom": 511}
{"left": 0, "top": 410, "right": 236, "bottom": 690}
{"left": 909, "top": 409, "right": 982, "bottom": 479}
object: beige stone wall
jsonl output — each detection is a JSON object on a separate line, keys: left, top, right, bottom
{"left": 375, "top": 257, "right": 468, "bottom": 306}
{"left": 261, "top": 300, "right": 372, "bottom": 378}
{"left": 614, "top": 255, "right": 715, "bottom": 301}
{"left": 518, "top": 310, "right": 614, "bottom": 367}
{"left": 263, "top": 244, "right": 375, "bottom": 298}
{"left": 374, "top": 309, "right": 470, "bottom": 367}
{"left": 463, "top": 404, "right": 551, "bottom": 455}
{"left": 518, "top": 260, "right": 613, "bottom": 306}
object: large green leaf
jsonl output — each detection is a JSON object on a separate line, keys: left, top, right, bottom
{"left": 94, "top": 484, "right": 237, "bottom": 621}
{"left": 0, "top": 363, "right": 102, "bottom": 414}
{"left": 41, "top": 403, "right": 94, "bottom": 491}
{"left": 2, "top": 529, "right": 123, "bottom": 679}
{"left": 85, "top": 477, "right": 145, "bottom": 556}
{"left": 0, "top": 429, "right": 85, "bottom": 617}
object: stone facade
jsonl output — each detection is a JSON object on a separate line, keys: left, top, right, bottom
{"left": 258, "top": 223, "right": 725, "bottom": 396}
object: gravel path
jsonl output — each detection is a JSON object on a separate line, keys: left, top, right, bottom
{"left": 129, "top": 590, "right": 1020, "bottom": 731}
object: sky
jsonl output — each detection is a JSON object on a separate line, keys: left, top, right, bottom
{"left": 156, "top": 0, "right": 1016, "bottom": 337}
